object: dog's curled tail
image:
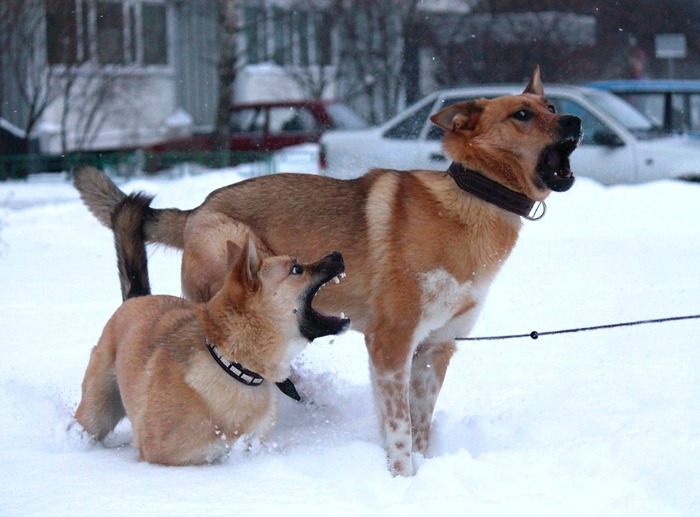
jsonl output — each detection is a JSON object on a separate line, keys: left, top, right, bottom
{"left": 73, "top": 165, "right": 189, "bottom": 249}
{"left": 73, "top": 165, "right": 126, "bottom": 228}
{"left": 112, "top": 193, "right": 153, "bottom": 300}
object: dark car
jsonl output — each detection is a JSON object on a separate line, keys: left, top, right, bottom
{"left": 588, "top": 80, "right": 700, "bottom": 137}
{"left": 144, "top": 100, "right": 367, "bottom": 170}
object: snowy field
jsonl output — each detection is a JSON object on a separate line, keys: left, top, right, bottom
{"left": 1, "top": 149, "right": 699, "bottom": 516}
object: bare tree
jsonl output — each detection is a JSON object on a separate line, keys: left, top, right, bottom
{"left": 0, "top": 0, "right": 135, "bottom": 154}
{"left": 57, "top": 66, "right": 133, "bottom": 153}
{"left": 1, "top": 0, "right": 62, "bottom": 148}
{"left": 330, "top": 0, "right": 421, "bottom": 124}
{"left": 0, "top": 2, "right": 9, "bottom": 121}
{"left": 214, "top": 0, "right": 239, "bottom": 156}
{"left": 286, "top": 64, "right": 336, "bottom": 100}
{"left": 333, "top": 0, "right": 423, "bottom": 124}
{"left": 281, "top": 3, "right": 337, "bottom": 100}
{"left": 450, "top": 0, "right": 700, "bottom": 83}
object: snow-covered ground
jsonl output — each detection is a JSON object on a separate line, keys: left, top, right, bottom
{"left": 1, "top": 150, "right": 699, "bottom": 516}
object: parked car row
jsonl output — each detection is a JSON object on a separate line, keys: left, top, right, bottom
{"left": 144, "top": 100, "right": 367, "bottom": 157}
{"left": 319, "top": 84, "right": 700, "bottom": 185}
{"left": 6, "top": 81, "right": 700, "bottom": 185}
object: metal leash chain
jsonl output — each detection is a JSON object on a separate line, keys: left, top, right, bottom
{"left": 456, "top": 314, "right": 700, "bottom": 341}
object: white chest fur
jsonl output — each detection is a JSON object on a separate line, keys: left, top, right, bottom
{"left": 414, "top": 268, "right": 491, "bottom": 347}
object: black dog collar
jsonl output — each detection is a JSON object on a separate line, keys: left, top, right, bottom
{"left": 206, "top": 339, "right": 264, "bottom": 386}
{"left": 448, "top": 162, "right": 546, "bottom": 221}
{"left": 205, "top": 339, "right": 301, "bottom": 400}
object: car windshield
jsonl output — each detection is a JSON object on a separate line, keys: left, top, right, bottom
{"left": 582, "top": 90, "right": 666, "bottom": 139}
{"left": 327, "top": 103, "right": 368, "bottom": 129}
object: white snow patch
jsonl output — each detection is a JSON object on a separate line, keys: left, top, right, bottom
{"left": 0, "top": 155, "right": 699, "bottom": 516}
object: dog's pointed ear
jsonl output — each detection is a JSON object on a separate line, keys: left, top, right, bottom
{"left": 227, "top": 238, "right": 261, "bottom": 292}
{"left": 430, "top": 100, "right": 484, "bottom": 133}
{"left": 226, "top": 240, "right": 243, "bottom": 270}
{"left": 245, "top": 238, "right": 262, "bottom": 282}
{"left": 524, "top": 66, "right": 544, "bottom": 96}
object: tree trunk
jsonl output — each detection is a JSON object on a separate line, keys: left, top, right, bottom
{"left": 214, "top": 0, "right": 238, "bottom": 162}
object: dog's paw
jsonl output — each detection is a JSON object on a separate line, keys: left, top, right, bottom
{"left": 63, "top": 420, "right": 97, "bottom": 451}
{"left": 228, "top": 433, "right": 278, "bottom": 459}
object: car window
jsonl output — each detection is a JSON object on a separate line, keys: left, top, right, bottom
{"left": 615, "top": 91, "right": 700, "bottom": 134}
{"left": 384, "top": 102, "right": 434, "bottom": 140}
{"left": 269, "top": 106, "right": 318, "bottom": 134}
{"left": 583, "top": 90, "right": 654, "bottom": 131}
{"left": 551, "top": 98, "right": 612, "bottom": 146}
{"left": 671, "top": 93, "right": 687, "bottom": 131}
{"left": 671, "top": 93, "right": 700, "bottom": 132}
{"left": 231, "top": 108, "right": 265, "bottom": 133}
{"left": 620, "top": 93, "right": 665, "bottom": 126}
{"left": 690, "top": 94, "right": 700, "bottom": 131}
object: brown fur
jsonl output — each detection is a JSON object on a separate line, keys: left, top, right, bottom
{"left": 75, "top": 241, "right": 346, "bottom": 465}
{"left": 74, "top": 67, "right": 581, "bottom": 475}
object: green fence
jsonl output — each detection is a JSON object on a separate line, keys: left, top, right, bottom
{"left": 0, "top": 150, "right": 275, "bottom": 180}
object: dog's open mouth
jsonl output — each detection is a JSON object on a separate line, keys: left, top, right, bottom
{"left": 299, "top": 251, "right": 351, "bottom": 341}
{"left": 537, "top": 137, "right": 578, "bottom": 192}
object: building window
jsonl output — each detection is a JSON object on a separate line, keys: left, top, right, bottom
{"left": 46, "top": 0, "right": 169, "bottom": 67}
{"left": 142, "top": 3, "right": 167, "bottom": 65}
{"left": 245, "top": 6, "right": 266, "bottom": 64}
{"left": 315, "top": 12, "right": 332, "bottom": 66}
{"left": 244, "top": 7, "right": 333, "bottom": 67}
{"left": 272, "top": 8, "right": 287, "bottom": 66}
{"left": 46, "top": 1, "right": 79, "bottom": 64}
{"left": 96, "top": 1, "right": 125, "bottom": 64}
{"left": 297, "top": 11, "right": 309, "bottom": 67}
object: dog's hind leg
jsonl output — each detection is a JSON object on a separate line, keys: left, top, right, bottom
{"left": 75, "top": 341, "right": 125, "bottom": 441}
{"left": 409, "top": 340, "right": 456, "bottom": 455}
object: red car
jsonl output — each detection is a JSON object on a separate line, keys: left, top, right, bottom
{"left": 144, "top": 100, "right": 367, "bottom": 167}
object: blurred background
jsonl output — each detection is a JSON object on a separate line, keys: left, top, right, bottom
{"left": 1, "top": 0, "right": 699, "bottom": 177}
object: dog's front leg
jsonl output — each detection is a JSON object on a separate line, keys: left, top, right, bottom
{"left": 366, "top": 330, "right": 416, "bottom": 477}
{"left": 409, "top": 340, "right": 456, "bottom": 454}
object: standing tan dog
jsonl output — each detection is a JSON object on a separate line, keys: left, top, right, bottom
{"left": 74, "top": 67, "right": 581, "bottom": 475}
{"left": 74, "top": 193, "right": 349, "bottom": 465}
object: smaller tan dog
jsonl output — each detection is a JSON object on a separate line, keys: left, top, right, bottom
{"left": 75, "top": 215, "right": 349, "bottom": 465}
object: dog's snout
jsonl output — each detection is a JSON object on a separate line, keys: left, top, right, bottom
{"left": 312, "top": 251, "right": 345, "bottom": 276}
{"left": 327, "top": 251, "right": 344, "bottom": 265}
{"left": 559, "top": 115, "right": 582, "bottom": 136}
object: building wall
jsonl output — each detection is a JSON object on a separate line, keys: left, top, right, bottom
{"left": 0, "top": 57, "right": 30, "bottom": 132}
{"left": 172, "top": 0, "right": 219, "bottom": 132}
{"left": 38, "top": 71, "right": 177, "bottom": 153}
{"left": 1, "top": 0, "right": 181, "bottom": 154}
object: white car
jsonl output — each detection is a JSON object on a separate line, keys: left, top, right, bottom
{"left": 319, "top": 85, "right": 700, "bottom": 184}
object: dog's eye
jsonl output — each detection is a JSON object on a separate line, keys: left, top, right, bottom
{"left": 512, "top": 109, "right": 533, "bottom": 121}
{"left": 290, "top": 264, "right": 304, "bottom": 275}
{"left": 547, "top": 104, "right": 556, "bottom": 114}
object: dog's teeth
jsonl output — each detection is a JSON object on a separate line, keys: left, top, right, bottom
{"left": 333, "top": 276, "right": 341, "bottom": 284}
{"left": 340, "top": 312, "right": 346, "bottom": 319}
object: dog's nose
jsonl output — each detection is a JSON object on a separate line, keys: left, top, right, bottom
{"left": 559, "top": 115, "right": 582, "bottom": 137}
{"left": 328, "top": 251, "right": 343, "bottom": 263}
{"left": 559, "top": 115, "right": 581, "bottom": 131}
